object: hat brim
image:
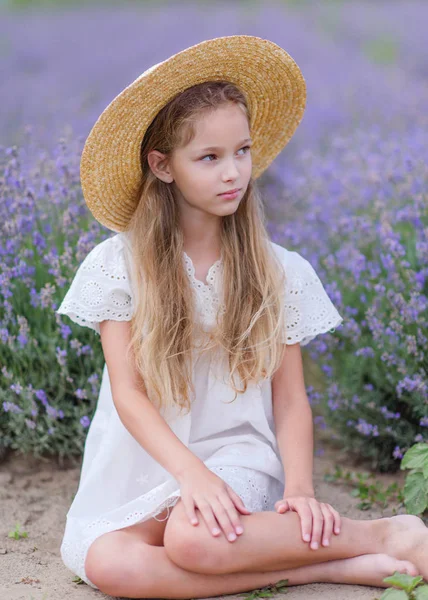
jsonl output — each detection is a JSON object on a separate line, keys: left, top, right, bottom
{"left": 80, "top": 35, "right": 307, "bottom": 232}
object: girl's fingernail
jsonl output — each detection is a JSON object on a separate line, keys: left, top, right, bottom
{"left": 212, "top": 528, "right": 220, "bottom": 535}
{"left": 304, "top": 534, "right": 310, "bottom": 542}
{"left": 335, "top": 528, "right": 340, "bottom": 534}
{"left": 236, "top": 526, "right": 243, "bottom": 534}
{"left": 311, "top": 541, "right": 318, "bottom": 550}
{"left": 323, "top": 539, "right": 329, "bottom": 546}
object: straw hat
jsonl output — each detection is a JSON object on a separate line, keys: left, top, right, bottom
{"left": 80, "top": 35, "right": 307, "bottom": 232}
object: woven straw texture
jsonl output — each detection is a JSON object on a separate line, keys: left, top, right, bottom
{"left": 80, "top": 35, "right": 307, "bottom": 232}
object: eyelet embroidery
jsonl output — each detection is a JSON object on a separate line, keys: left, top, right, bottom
{"left": 183, "top": 251, "right": 222, "bottom": 289}
{"left": 56, "top": 235, "right": 134, "bottom": 334}
{"left": 282, "top": 255, "right": 343, "bottom": 345}
{"left": 183, "top": 252, "right": 226, "bottom": 327}
{"left": 57, "top": 236, "right": 343, "bottom": 346}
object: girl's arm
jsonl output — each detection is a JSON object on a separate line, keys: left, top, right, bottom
{"left": 100, "top": 320, "right": 204, "bottom": 481}
{"left": 272, "top": 342, "right": 315, "bottom": 496}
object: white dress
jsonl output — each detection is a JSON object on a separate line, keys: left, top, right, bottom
{"left": 56, "top": 232, "right": 343, "bottom": 588}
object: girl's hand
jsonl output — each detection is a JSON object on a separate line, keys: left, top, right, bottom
{"left": 274, "top": 491, "right": 341, "bottom": 550}
{"left": 177, "top": 464, "right": 252, "bottom": 542}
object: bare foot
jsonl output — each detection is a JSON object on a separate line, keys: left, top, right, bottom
{"left": 325, "top": 553, "right": 419, "bottom": 588}
{"left": 384, "top": 514, "right": 428, "bottom": 579}
{"left": 287, "top": 552, "right": 419, "bottom": 588}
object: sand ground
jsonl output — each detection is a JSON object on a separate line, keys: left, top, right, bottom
{"left": 0, "top": 440, "right": 413, "bottom": 600}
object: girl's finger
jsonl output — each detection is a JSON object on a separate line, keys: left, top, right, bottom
{"left": 183, "top": 498, "right": 199, "bottom": 526}
{"left": 277, "top": 500, "right": 289, "bottom": 513}
{"left": 328, "top": 505, "right": 342, "bottom": 534}
{"left": 307, "top": 499, "right": 324, "bottom": 550}
{"left": 197, "top": 499, "right": 223, "bottom": 538}
{"left": 293, "top": 502, "right": 313, "bottom": 544}
{"left": 319, "top": 504, "right": 335, "bottom": 547}
{"left": 227, "top": 486, "right": 252, "bottom": 514}
{"left": 210, "top": 496, "right": 238, "bottom": 542}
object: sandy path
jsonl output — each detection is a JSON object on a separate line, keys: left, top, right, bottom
{"left": 0, "top": 441, "right": 410, "bottom": 600}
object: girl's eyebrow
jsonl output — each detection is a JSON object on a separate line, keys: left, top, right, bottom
{"left": 198, "top": 138, "right": 252, "bottom": 152}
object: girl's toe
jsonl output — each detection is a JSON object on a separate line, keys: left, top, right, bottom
{"left": 398, "top": 560, "right": 419, "bottom": 577}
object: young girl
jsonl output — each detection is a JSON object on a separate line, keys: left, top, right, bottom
{"left": 56, "top": 36, "right": 427, "bottom": 598}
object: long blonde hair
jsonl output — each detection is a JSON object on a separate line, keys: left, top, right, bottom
{"left": 124, "top": 81, "right": 287, "bottom": 417}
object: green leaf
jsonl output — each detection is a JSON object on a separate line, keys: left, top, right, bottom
{"left": 423, "top": 460, "right": 428, "bottom": 480}
{"left": 378, "top": 588, "right": 409, "bottom": 599}
{"left": 404, "top": 472, "right": 428, "bottom": 514}
{"left": 401, "top": 443, "right": 428, "bottom": 471}
{"left": 383, "top": 571, "right": 424, "bottom": 591}
{"left": 415, "top": 585, "right": 428, "bottom": 599}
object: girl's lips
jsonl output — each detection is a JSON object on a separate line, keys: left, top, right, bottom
{"left": 219, "top": 188, "right": 241, "bottom": 199}
{"left": 219, "top": 188, "right": 240, "bottom": 195}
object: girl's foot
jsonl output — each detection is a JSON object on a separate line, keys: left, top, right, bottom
{"left": 322, "top": 553, "right": 419, "bottom": 588}
{"left": 383, "top": 514, "right": 428, "bottom": 580}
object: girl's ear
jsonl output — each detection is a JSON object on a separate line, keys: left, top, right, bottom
{"left": 147, "top": 149, "right": 174, "bottom": 183}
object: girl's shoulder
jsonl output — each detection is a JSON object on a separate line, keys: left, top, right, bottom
{"left": 268, "top": 240, "right": 313, "bottom": 273}
{"left": 78, "top": 232, "right": 134, "bottom": 281}
{"left": 85, "top": 231, "right": 130, "bottom": 260}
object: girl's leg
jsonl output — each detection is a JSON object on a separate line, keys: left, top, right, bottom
{"left": 86, "top": 531, "right": 418, "bottom": 599}
{"left": 163, "top": 500, "right": 428, "bottom": 578}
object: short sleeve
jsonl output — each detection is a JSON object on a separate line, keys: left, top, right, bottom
{"left": 55, "top": 233, "right": 134, "bottom": 335}
{"left": 281, "top": 248, "right": 344, "bottom": 346}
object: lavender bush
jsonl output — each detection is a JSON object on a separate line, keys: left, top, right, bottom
{"left": 0, "top": 138, "right": 109, "bottom": 462}
{"left": 302, "top": 133, "right": 427, "bottom": 472}
{"left": 267, "top": 123, "right": 428, "bottom": 473}
{"left": 0, "top": 1, "right": 427, "bottom": 472}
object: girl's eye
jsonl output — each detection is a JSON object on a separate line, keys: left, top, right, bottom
{"left": 200, "top": 145, "right": 251, "bottom": 162}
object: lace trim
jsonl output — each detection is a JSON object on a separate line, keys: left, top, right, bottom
{"left": 183, "top": 251, "right": 222, "bottom": 289}
{"left": 57, "top": 236, "right": 343, "bottom": 346}
{"left": 56, "top": 294, "right": 133, "bottom": 332}
{"left": 183, "top": 252, "right": 226, "bottom": 321}
{"left": 60, "top": 466, "right": 281, "bottom": 589}
{"left": 182, "top": 248, "right": 343, "bottom": 345}
{"left": 282, "top": 255, "right": 343, "bottom": 346}
{"left": 56, "top": 236, "right": 134, "bottom": 334}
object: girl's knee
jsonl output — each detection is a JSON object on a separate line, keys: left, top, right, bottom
{"left": 164, "top": 499, "right": 200, "bottom": 566}
{"left": 163, "top": 502, "right": 227, "bottom": 574}
{"left": 85, "top": 535, "right": 114, "bottom": 590}
{"left": 85, "top": 532, "right": 147, "bottom": 594}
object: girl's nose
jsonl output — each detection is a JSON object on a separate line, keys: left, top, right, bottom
{"left": 223, "top": 161, "right": 240, "bottom": 180}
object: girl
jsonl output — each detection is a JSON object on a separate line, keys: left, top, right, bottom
{"left": 56, "top": 36, "right": 427, "bottom": 598}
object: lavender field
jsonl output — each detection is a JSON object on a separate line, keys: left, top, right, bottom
{"left": 1, "top": 0, "right": 427, "bottom": 472}
{"left": 1, "top": 1, "right": 428, "bottom": 598}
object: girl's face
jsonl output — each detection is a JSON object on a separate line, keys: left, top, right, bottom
{"left": 150, "top": 103, "right": 253, "bottom": 218}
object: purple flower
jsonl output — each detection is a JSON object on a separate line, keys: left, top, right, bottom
{"left": 35, "top": 389, "right": 48, "bottom": 406}
{"left": 80, "top": 415, "right": 90, "bottom": 428}
{"left": 3, "top": 401, "right": 23, "bottom": 414}
{"left": 392, "top": 446, "right": 404, "bottom": 460}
